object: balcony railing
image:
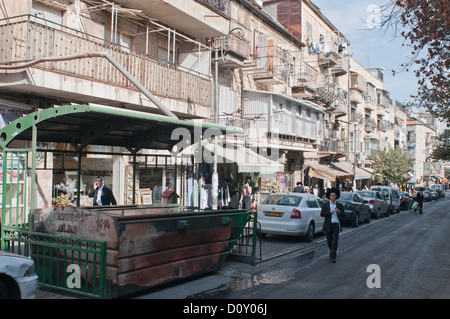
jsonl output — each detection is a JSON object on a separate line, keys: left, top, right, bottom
{"left": 0, "top": 15, "right": 212, "bottom": 108}
{"left": 213, "top": 32, "right": 250, "bottom": 60}
{"left": 350, "top": 74, "right": 367, "bottom": 92}
{"left": 319, "top": 138, "right": 345, "bottom": 154}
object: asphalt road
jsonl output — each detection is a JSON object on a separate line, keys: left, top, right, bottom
{"left": 36, "top": 192, "right": 450, "bottom": 300}
{"left": 199, "top": 193, "right": 450, "bottom": 299}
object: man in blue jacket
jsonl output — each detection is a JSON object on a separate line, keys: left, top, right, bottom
{"left": 320, "top": 187, "right": 345, "bottom": 263}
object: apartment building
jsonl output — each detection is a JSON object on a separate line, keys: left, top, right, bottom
{"left": 407, "top": 113, "right": 444, "bottom": 184}
{"left": 0, "top": 0, "right": 424, "bottom": 208}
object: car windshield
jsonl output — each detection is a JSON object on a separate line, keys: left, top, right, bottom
{"left": 358, "top": 191, "right": 375, "bottom": 198}
{"left": 263, "top": 195, "right": 302, "bottom": 206}
{"left": 338, "top": 193, "right": 353, "bottom": 201}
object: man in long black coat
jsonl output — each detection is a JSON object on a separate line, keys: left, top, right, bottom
{"left": 320, "top": 187, "right": 345, "bottom": 263}
{"left": 416, "top": 190, "right": 423, "bottom": 214}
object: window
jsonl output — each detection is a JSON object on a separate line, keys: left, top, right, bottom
{"left": 392, "top": 191, "right": 399, "bottom": 199}
{"left": 316, "top": 198, "right": 323, "bottom": 208}
{"left": 104, "top": 30, "right": 133, "bottom": 53}
{"left": 263, "top": 195, "right": 302, "bottom": 206}
{"left": 31, "top": 2, "right": 63, "bottom": 30}
{"left": 306, "top": 197, "right": 319, "bottom": 208}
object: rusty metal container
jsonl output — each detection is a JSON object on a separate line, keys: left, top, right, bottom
{"left": 33, "top": 205, "right": 249, "bottom": 298}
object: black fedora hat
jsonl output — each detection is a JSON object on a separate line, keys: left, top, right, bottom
{"left": 326, "top": 187, "right": 340, "bottom": 199}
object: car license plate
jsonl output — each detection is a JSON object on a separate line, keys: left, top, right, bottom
{"left": 266, "top": 211, "right": 283, "bottom": 217}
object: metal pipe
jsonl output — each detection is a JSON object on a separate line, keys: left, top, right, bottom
{"left": 0, "top": 52, "right": 179, "bottom": 119}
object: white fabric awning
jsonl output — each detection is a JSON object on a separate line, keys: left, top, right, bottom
{"left": 305, "top": 161, "right": 349, "bottom": 180}
{"left": 330, "top": 161, "right": 372, "bottom": 180}
{"left": 179, "top": 139, "right": 284, "bottom": 173}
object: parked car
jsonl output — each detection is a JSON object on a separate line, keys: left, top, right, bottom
{"left": 398, "top": 191, "right": 413, "bottom": 210}
{"left": 429, "top": 189, "right": 438, "bottom": 200}
{"left": 336, "top": 192, "right": 371, "bottom": 227}
{"left": 430, "top": 184, "right": 445, "bottom": 198}
{"left": 370, "top": 186, "right": 401, "bottom": 214}
{"left": 257, "top": 193, "right": 324, "bottom": 242}
{"left": 412, "top": 187, "right": 432, "bottom": 201}
{"left": 0, "top": 251, "right": 39, "bottom": 299}
{"left": 356, "top": 190, "right": 389, "bottom": 218}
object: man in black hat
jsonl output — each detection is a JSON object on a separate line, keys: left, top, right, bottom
{"left": 320, "top": 187, "right": 344, "bottom": 263}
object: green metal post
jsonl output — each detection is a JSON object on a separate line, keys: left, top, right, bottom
{"left": 76, "top": 152, "right": 82, "bottom": 207}
{"left": 29, "top": 124, "right": 37, "bottom": 230}
{"left": 1, "top": 150, "right": 7, "bottom": 250}
{"left": 99, "top": 241, "right": 107, "bottom": 298}
{"left": 251, "top": 212, "right": 257, "bottom": 265}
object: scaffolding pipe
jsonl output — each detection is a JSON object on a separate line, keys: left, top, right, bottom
{"left": 0, "top": 52, "right": 178, "bottom": 119}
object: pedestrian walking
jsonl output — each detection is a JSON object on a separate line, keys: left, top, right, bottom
{"left": 240, "top": 181, "right": 252, "bottom": 211}
{"left": 320, "top": 187, "right": 344, "bottom": 263}
{"left": 416, "top": 190, "right": 423, "bottom": 214}
{"left": 293, "top": 182, "right": 304, "bottom": 193}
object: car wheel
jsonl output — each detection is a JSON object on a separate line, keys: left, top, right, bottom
{"left": 303, "top": 222, "right": 315, "bottom": 242}
{"left": 0, "top": 280, "right": 11, "bottom": 299}
{"left": 376, "top": 208, "right": 381, "bottom": 219}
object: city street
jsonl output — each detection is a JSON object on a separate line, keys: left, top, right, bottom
{"left": 189, "top": 191, "right": 450, "bottom": 299}
{"left": 36, "top": 191, "right": 450, "bottom": 300}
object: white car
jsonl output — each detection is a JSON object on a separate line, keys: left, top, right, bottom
{"left": 257, "top": 193, "right": 324, "bottom": 242}
{"left": 0, "top": 251, "right": 39, "bottom": 299}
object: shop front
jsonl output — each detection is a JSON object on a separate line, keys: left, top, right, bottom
{"left": 178, "top": 139, "right": 285, "bottom": 209}
{"left": 329, "top": 161, "right": 372, "bottom": 190}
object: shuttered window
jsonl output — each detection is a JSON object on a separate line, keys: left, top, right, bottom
{"left": 31, "top": 2, "right": 63, "bottom": 30}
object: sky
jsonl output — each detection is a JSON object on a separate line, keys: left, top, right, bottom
{"left": 311, "top": 0, "right": 420, "bottom": 105}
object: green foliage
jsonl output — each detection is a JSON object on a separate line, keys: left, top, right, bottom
{"left": 432, "top": 129, "right": 450, "bottom": 161}
{"left": 367, "top": 146, "right": 414, "bottom": 185}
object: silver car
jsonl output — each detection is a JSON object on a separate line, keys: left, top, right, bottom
{"left": 0, "top": 251, "right": 39, "bottom": 299}
{"left": 257, "top": 193, "right": 324, "bottom": 242}
{"left": 357, "top": 190, "right": 389, "bottom": 218}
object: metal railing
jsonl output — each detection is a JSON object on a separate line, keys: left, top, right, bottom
{"left": 2, "top": 229, "right": 107, "bottom": 298}
{"left": 0, "top": 15, "right": 212, "bottom": 107}
{"left": 229, "top": 212, "right": 261, "bottom": 264}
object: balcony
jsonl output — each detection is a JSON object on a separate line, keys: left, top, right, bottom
{"left": 315, "top": 75, "right": 339, "bottom": 106}
{"left": 350, "top": 90, "right": 363, "bottom": 104}
{"left": 319, "top": 138, "right": 345, "bottom": 157}
{"left": 331, "top": 57, "right": 349, "bottom": 77}
{"left": 350, "top": 73, "right": 367, "bottom": 92}
{"left": 318, "top": 53, "right": 338, "bottom": 68}
{"left": 291, "top": 63, "right": 318, "bottom": 99}
{"left": 250, "top": 45, "right": 292, "bottom": 85}
{"left": 212, "top": 32, "right": 250, "bottom": 63}
{"left": 364, "top": 96, "right": 377, "bottom": 111}
{"left": 0, "top": 15, "right": 212, "bottom": 112}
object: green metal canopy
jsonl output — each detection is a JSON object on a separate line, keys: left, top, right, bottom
{"left": 0, "top": 104, "right": 244, "bottom": 152}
